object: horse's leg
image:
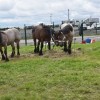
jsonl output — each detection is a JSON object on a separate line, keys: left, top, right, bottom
{"left": 34, "top": 39, "right": 37, "bottom": 53}
{"left": 63, "top": 41, "right": 68, "bottom": 52}
{"left": 36, "top": 40, "right": 40, "bottom": 53}
{"left": 68, "top": 40, "right": 72, "bottom": 54}
{"left": 48, "top": 41, "right": 51, "bottom": 50}
{"left": 0, "top": 47, "right": 5, "bottom": 60}
{"left": 16, "top": 41, "right": 20, "bottom": 56}
{"left": 4, "top": 46, "right": 9, "bottom": 61}
{"left": 39, "top": 41, "right": 43, "bottom": 55}
{"left": 11, "top": 43, "right": 15, "bottom": 57}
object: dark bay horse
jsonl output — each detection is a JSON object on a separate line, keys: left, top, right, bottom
{"left": 32, "top": 23, "right": 52, "bottom": 55}
{"left": 52, "top": 23, "right": 74, "bottom": 54}
{"left": 0, "top": 28, "right": 21, "bottom": 61}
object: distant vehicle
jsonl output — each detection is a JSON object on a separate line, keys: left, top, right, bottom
{"left": 93, "top": 23, "right": 100, "bottom": 30}
{"left": 87, "top": 25, "right": 94, "bottom": 29}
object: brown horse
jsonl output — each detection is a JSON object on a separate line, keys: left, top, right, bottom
{"left": 0, "top": 28, "right": 21, "bottom": 61}
{"left": 52, "top": 23, "right": 74, "bottom": 54}
{"left": 32, "top": 23, "right": 52, "bottom": 55}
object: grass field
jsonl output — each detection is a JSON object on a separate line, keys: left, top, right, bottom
{"left": 0, "top": 42, "right": 100, "bottom": 100}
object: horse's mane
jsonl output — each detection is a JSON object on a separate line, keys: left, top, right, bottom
{"left": 39, "top": 24, "right": 51, "bottom": 34}
{"left": 39, "top": 23, "right": 48, "bottom": 28}
{"left": 0, "top": 32, "right": 2, "bottom": 44}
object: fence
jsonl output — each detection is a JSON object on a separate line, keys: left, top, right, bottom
{"left": 0, "top": 22, "right": 100, "bottom": 45}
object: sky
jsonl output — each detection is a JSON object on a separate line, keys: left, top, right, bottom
{"left": 0, "top": 0, "right": 100, "bottom": 28}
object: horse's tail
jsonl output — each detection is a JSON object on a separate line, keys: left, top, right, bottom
{"left": 0, "top": 32, "right": 2, "bottom": 44}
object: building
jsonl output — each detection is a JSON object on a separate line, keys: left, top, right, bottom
{"left": 84, "top": 18, "right": 99, "bottom": 26}
{"left": 62, "top": 19, "right": 80, "bottom": 27}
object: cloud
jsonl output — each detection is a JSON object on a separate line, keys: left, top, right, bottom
{"left": 0, "top": 0, "right": 15, "bottom": 11}
{"left": 0, "top": 0, "right": 100, "bottom": 27}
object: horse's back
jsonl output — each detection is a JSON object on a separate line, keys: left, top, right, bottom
{"left": 32, "top": 26, "right": 41, "bottom": 39}
{"left": 32, "top": 24, "right": 51, "bottom": 41}
{"left": 3, "top": 28, "right": 21, "bottom": 44}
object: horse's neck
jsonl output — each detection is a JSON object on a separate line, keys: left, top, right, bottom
{"left": 0, "top": 32, "right": 8, "bottom": 44}
{"left": 61, "top": 23, "right": 73, "bottom": 29}
{"left": 1, "top": 31, "right": 6, "bottom": 34}
{"left": 0, "top": 32, "right": 3, "bottom": 44}
{"left": 37, "top": 25, "right": 43, "bottom": 29}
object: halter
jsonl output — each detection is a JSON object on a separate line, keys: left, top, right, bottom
{"left": 51, "top": 32, "right": 66, "bottom": 43}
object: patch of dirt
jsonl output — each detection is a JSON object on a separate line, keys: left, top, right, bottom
{"left": 0, "top": 48, "right": 84, "bottom": 62}
{"left": 21, "top": 48, "right": 83, "bottom": 59}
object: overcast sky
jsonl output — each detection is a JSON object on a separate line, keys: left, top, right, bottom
{"left": 0, "top": 0, "right": 100, "bottom": 27}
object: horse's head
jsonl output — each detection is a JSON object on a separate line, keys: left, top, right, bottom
{"left": 52, "top": 30, "right": 65, "bottom": 47}
{"left": 52, "top": 24, "right": 74, "bottom": 47}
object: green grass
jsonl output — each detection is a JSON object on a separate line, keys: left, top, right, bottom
{"left": 0, "top": 42, "right": 100, "bottom": 100}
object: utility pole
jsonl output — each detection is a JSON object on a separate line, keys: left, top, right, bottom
{"left": 68, "top": 9, "right": 69, "bottom": 22}
{"left": 50, "top": 14, "right": 52, "bottom": 24}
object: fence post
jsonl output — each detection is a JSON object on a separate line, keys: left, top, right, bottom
{"left": 24, "top": 24, "right": 27, "bottom": 45}
{"left": 96, "top": 23, "right": 97, "bottom": 35}
{"left": 79, "top": 21, "right": 84, "bottom": 42}
{"left": 81, "top": 22, "right": 84, "bottom": 42}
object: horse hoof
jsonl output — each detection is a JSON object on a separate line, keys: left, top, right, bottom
{"left": 39, "top": 53, "right": 43, "bottom": 56}
{"left": 2, "top": 58, "right": 6, "bottom": 60}
{"left": 34, "top": 49, "right": 38, "bottom": 53}
{"left": 64, "top": 49, "right": 68, "bottom": 52}
{"left": 11, "top": 55, "right": 14, "bottom": 58}
{"left": 5, "top": 59, "right": 9, "bottom": 62}
{"left": 68, "top": 50, "right": 71, "bottom": 54}
{"left": 17, "top": 53, "right": 20, "bottom": 56}
{"left": 2, "top": 56, "right": 6, "bottom": 60}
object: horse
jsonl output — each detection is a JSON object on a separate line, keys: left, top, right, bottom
{"left": 32, "top": 23, "right": 52, "bottom": 55}
{"left": 52, "top": 23, "right": 74, "bottom": 54}
{"left": 0, "top": 28, "right": 21, "bottom": 61}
